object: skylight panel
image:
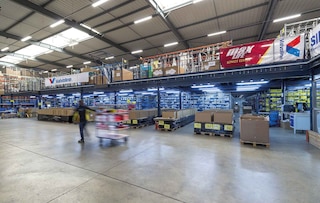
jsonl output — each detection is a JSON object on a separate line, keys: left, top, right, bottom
{"left": 152, "top": 0, "right": 192, "bottom": 13}
{"left": 15, "top": 45, "right": 50, "bottom": 57}
{"left": 0, "top": 56, "right": 24, "bottom": 64}
{"left": 41, "top": 28, "right": 93, "bottom": 48}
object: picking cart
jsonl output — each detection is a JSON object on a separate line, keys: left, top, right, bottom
{"left": 95, "top": 108, "right": 130, "bottom": 144}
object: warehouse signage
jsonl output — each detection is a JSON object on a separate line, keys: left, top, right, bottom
{"left": 309, "top": 23, "right": 320, "bottom": 58}
{"left": 45, "top": 72, "right": 89, "bottom": 87}
{"left": 220, "top": 34, "right": 305, "bottom": 68}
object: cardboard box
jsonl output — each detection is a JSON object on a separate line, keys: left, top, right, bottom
{"left": 165, "top": 66, "right": 185, "bottom": 76}
{"left": 308, "top": 131, "right": 320, "bottom": 150}
{"left": 96, "top": 75, "right": 108, "bottom": 85}
{"left": 195, "top": 111, "right": 214, "bottom": 123}
{"left": 113, "top": 70, "right": 122, "bottom": 81}
{"left": 280, "top": 120, "right": 291, "bottom": 130}
{"left": 203, "top": 60, "right": 220, "bottom": 71}
{"left": 240, "top": 115, "right": 269, "bottom": 143}
{"left": 162, "top": 111, "right": 177, "bottom": 119}
{"left": 122, "top": 69, "right": 133, "bottom": 81}
{"left": 213, "top": 110, "right": 233, "bottom": 124}
{"left": 129, "top": 110, "right": 140, "bottom": 119}
{"left": 153, "top": 68, "right": 163, "bottom": 77}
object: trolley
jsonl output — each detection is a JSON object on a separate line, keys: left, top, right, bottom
{"left": 95, "top": 108, "right": 130, "bottom": 144}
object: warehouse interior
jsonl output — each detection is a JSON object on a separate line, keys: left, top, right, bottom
{"left": 1, "top": 0, "right": 320, "bottom": 202}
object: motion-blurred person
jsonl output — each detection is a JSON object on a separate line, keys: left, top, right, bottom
{"left": 75, "top": 100, "right": 95, "bottom": 143}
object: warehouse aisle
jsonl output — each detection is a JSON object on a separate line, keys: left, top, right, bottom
{"left": 0, "top": 119, "right": 319, "bottom": 203}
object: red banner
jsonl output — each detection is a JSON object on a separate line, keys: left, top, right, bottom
{"left": 220, "top": 39, "right": 275, "bottom": 69}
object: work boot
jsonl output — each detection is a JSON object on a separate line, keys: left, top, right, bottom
{"left": 78, "top": 139, "right": 84, "bottom": 143}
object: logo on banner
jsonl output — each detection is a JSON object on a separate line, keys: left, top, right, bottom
{"left": 286, "top": 36, "right": 301, "bottom": 57}
{"left": 310, "top": 30, "right": 320, "bottom": 48}
{"left": 49, "top": 78, "right": 56, "bottom": 84}
{"left": 226, "top": 45, "right": 255, "bottom": 59}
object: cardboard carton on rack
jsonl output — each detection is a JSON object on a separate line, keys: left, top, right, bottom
{"left": 165, "top": 66, "right": 185, "bottom": 76}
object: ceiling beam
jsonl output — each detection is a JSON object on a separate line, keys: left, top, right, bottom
{"left": 144, "top": 0, "right": 189, "bottom": 49}
{"left": 4, "top": 0, "right": 55, "bottom": 32}
{"left": 93, "top": 5, "right": 151, "bottom": 29}
{"left": 11, "top": 0, "right": 133, "bottom": 57}
{"left": 258, "top": 0, "right": 278, "bottom": 41}
{"left": 83, "top": 0, "right": 132, "bottom": 23}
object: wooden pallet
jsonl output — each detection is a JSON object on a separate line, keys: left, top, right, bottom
{"left": 130, "top": 124, "right": 147, "bottom": 129}
{"left": 194, "top": 131, "right": 233, "bottom": 137}
{"left": 214, "top": 133, "right": 233, "bottom": 138}
{"left": 194, "top": 132, "right": 213, "bottom": 136}
{"left": 240, "top": 139, "right": 270, "bottom": 148}
{"left": 158, "top": 126, "right": 181, "bottom": 132}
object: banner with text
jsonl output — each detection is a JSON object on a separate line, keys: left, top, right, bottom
{"left": 45, "top": 72, "right": 89, "bottom": 87}
{"left": 309, "top": 24, "right": 320, "bottom": 58}
{"left": 220, "top": 34, "right": 305, "bottom": 69}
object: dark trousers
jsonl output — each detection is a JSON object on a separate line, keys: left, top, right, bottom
{"left": 79, "top": 121, "right": 87, "bottom": 140}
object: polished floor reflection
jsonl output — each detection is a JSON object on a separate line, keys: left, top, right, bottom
{"left": 0, "top": 118, "right": 319, "bottom": 203}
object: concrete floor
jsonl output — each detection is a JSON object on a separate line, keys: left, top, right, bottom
{"left": 0, "top": 118, "right": 320, "bottom": 203}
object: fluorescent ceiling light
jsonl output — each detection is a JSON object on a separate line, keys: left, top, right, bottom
{"left": 236, "top": 85, "right": 261, "bottom": 91}
{"left": 66, "top": 65, "right": 73, "bottom": 68}
{"left": 69, "top": 42, "right": 79, "bottom": 47}
{"left": 208, "top": 31, "right": 226, "bottom": 37}
{"left": 117, "top": 93, "right": 128, "bottom": 96}
{"left": 163, "top": 90, "right": 180, "bottom": 94}
{"left": 131, "top": 50, "right": 143, "bottom": 54}
{"left": 134, "top": 16, "right": 152, "bottom": 24}
{"left": 80, "top": 23, "right": 101, "bottom": 35}
{"left": 1, "top": 47, "right": 9, "bottom": 52}
{"left": 50, "top": 19, "right": 65, "bottom": 28}
{"left": 202, "top": 88, "right": 221, "bottom": 92}
{"left": 92, "top": 0, "right": 109, "bottom": 7}
{"left": 142, "top": 92, "right": 156, "bottom": 95}
{"left": 21, "top": 36, "right": 32, "bottom": 42}
{"left": 164, "top": 42, "right": 178, "bottom": 47}
{"left": 93, "top": 91, "right": 104, "bottom": 95}
{"left": 236, "top": 81, "right": 269, "bottom": 86}
{"left": 51, "top": 69, "right": 57, "bottom": 71}
{"left": 148, "top": 88, "right": 165, "bottom": 91}
{"left": 193, "top": 0, "right": 203, "bottom": 3}
{"left": 83, "top": 61, "right": 91, "bottom": 65}
{"left": 105, "top": 56, "right": 114, "bottom": 60}
{"left": 43, "top": 71, "right": 48, "bottom": 73}
{"left": 191, "top": 84, "right": 215, "bottom": 88}
{"left": 119, "top": 89, "right": 133, "bottom": 93}
{"left": 273, "top": 14, "right": 301, "bottom": 23}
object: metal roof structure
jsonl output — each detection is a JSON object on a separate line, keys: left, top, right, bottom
{"left": 0, "top": 0, "right": 320, "bottom": 72}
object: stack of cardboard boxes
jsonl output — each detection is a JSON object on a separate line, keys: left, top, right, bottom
{"left": 129, "top": 109, "right": 158, "bottom": 120}
{"left": 240, "top": 114, "right": 270, "bottom": 145}
{"left": 81, "top": 67, "right": 108, "bottom": 85}
{"left": 161, "top": 109, "right": 197, "bottom": 119}
{"left": 194, "top": 109, "right": 234, "bottom": 135}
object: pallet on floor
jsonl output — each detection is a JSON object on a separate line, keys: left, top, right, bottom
{"left": 240, "top": 139, "right": 270, "bottom": 148}
{"left": 194, "top": 131, "right": 233, "bottom": 137}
